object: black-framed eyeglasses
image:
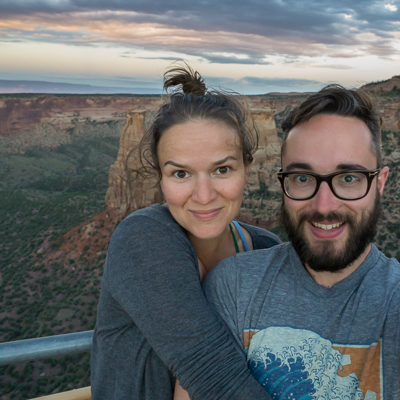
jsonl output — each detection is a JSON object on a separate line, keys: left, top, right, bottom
{"left": 277, "top": 168, "right": 381, "bottom": 201}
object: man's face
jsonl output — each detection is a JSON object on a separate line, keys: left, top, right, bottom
{"left": 280, "top": 114, "right": 389, "bottom": 273}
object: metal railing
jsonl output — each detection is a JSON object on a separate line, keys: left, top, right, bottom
{"left": 0, "top": 331, "right": 93, "bottom": 399}
{"left": 0, "top": 330, "right": 93, "bottom": 366}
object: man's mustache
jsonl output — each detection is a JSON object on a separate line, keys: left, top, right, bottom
{"left": 297, "top": 211, "right": 356, "bottom": 226}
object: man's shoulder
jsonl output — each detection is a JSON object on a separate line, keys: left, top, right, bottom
{"left": 236, "top": 241, "right": 292, "bottom": 266}
{"left": 372, "top": 245, "right": 400, "bottom": 282}
{"left": 210, "top": 241, "right": 292, "bottom": 280}
{"left": 372, "top": 246, "right": 400, "bottom": 293}
{"left": 238, "top": 222, "right": 282, "bottom": 249}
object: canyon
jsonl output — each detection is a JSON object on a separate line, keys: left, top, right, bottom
{"left": 1, "top": 76, "right": 400, "bottom": 398}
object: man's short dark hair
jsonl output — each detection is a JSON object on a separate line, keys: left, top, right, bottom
{"left": 281, "top": 84, "right": 382, "bottom": 166}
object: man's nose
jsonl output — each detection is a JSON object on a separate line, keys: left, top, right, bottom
{"left": 192, "top": 175, "right": 218, "bottom": 204}
{"left": 309, "top": 181, "right": 341, "bottom": 214}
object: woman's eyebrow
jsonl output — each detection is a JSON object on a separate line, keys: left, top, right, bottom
{"left": 164, "top": 156, "right": 238, "bottom": 168}
{"left": 212, "top": 156, "right": 238, "bottom": 166}
{"left": 163, "top": 160, "right": 185, "bottom": 168}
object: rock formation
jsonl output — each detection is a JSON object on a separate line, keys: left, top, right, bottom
{"left": 0, "top": 94, "right": 163, "bottom": 155}
{"left": 250, "top": 108, "right": 281, "bottom": 192}
{"left": 105, "top": 109, "right": 161, "bottom": 215}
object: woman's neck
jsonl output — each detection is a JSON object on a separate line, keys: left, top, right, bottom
{"left": 188, "top": 225, "right": 236, "bottom": 272}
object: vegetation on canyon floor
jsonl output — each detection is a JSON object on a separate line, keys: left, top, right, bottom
{"left": 0, "top": 134, "right": 119, "bottom": 399}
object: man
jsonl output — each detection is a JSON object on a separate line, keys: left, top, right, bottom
{"left": 203, "top": 85, "right": 400, "bottom": 399}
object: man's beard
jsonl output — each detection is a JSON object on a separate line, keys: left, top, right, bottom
{"left": 280, "top": 194, "right": 382, "bottom": 273}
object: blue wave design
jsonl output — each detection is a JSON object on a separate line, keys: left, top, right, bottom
{"left": 247, "top": 327, "right": 365, "bottom": 400}
{"left": 250, "top": 353, "right": 315, "bottom": 399}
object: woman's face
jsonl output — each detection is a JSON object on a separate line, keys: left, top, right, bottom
{"left": 158, "top": 119, "right": 248, "bottom": 241}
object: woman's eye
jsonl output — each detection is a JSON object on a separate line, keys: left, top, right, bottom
{"left": 173, "top": 170, "right": 189, "bottom": 179}
{"left": 216, "top": 166, "right": 230, "bottom": 175}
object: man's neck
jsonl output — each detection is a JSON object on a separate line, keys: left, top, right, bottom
{"left": 304, "top": 243, "right": 372, "bottom": 288}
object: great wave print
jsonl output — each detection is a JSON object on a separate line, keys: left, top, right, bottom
{"left": 247, "top": 327, "right": 378, "bottom": 400}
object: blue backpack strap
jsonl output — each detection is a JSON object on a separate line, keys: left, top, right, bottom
{"left": 231, "top": 220, "right": 250, "bottom": 252}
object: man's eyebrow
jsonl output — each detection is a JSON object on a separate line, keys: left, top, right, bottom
{"left": 285, "top": 162, "right": 313, "bottom": 171}
{"left": 284, "top": 162, "right": 372, "bottom": 172}
{"left": 336, "top": 163, "right": 370, "bottom": 170}
{"left": 163, "top": 156, "right": 238, "bottom": 168}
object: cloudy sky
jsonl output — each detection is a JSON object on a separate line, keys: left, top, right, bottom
{"left": 0, "top": 0, "right": 399, "bottom": 94}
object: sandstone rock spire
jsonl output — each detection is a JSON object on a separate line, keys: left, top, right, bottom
{"left": 105, "top": 109, "right": 161, "bottom": 215}
{"left": 249, "top": 108, "right": 281, "bottom": 192}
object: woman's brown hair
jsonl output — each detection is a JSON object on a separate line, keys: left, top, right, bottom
{"left": 134, "top": 62, "right": 258, "bottom": 184}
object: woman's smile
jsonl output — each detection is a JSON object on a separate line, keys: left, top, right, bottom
{"left": 189, "top": 207, "right": 224, "bottom": 221}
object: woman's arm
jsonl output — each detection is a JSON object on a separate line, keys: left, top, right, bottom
{"left": 105, "top": 210, "right": 271, "bottom": 400}
{"left": 173, "top": 256, "right": 216, "bottom": 400}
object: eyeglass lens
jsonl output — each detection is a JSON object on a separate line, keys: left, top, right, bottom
{"left": 283, "top": 172, "right": 369, "bottom": 200}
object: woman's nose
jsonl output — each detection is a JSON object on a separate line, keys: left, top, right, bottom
{"left": 192, "top": 176, "right": 218, "bottom": 204}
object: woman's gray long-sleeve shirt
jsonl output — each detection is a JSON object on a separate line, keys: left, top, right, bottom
{"left": 91, "top": 204, "right": 281, "bottom": 400}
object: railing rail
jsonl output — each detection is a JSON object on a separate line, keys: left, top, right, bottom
{"left": 0, "top": 330, "right": 93, "bottom": 366}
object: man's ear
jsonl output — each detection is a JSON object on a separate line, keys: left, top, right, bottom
{"left": 377, "top": 166, "right": 389, "bottom": 195}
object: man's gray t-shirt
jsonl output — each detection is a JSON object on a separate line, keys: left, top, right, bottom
{"left": 91, "top": 204, "right": 281, "bottom": 400}
{"left": 203, "top": 242, "right": 400, "bottom": 399}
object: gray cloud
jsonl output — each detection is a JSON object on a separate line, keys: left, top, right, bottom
{"left": 203, "top": 75, "right": 326, "bottom": 94}
{"left": 202, "top": 55, "right": 271, "bottom": 65}
{"left": 309, "top": 64, "right": 353, "bottom": 69}
{"left": 1, "top": 0, "right": 399, "bottom": 61}
{"left": 242, "top": 76, "right": 322, "bottom": 87}
{"left": 136, "top": 56, "right": 185, "bottom": 61}
{"left": 328, "top": 52, "right": 363, "bottom": 58}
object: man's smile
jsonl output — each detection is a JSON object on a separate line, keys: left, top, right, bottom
{"left": 311, "top": 222, "right": 345, "bottom": 231}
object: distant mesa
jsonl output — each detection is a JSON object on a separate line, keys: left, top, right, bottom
{"left": 360, "top": 75, "right": 400, "bottom": 93}
{"left": 0, "top": 79, "right": 161, "bottom": 95}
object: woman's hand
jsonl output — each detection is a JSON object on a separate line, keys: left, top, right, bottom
{"left": 174, "top": 380, "right": 191, "bottom": 400}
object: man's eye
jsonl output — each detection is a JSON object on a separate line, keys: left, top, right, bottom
{"left": 294, "top": 175, "right": 311, "bottom": 183}
{"left": 216, "top": 166, "right": 230, "bottom": 175}
{"left": 341, "top": 175, "right": 359, "bottom": 183}
{"left": 173, "top": 170, "right": 189, "bottom": 179}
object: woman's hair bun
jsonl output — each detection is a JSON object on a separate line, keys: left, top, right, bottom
{"left": 163, "top": 62, "right": 207, "bottom": 96}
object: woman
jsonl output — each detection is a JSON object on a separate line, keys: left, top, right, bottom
{"left": 91, "top": 64, "right": 280, "bottom": 400}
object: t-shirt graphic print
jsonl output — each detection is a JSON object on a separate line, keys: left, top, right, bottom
{"left": 246, "top": 326, "right": 381, "bottom": 400}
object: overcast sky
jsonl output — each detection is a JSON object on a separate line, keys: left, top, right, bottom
{"left": 0, "top": 0, "right": 399, "bottom": 94}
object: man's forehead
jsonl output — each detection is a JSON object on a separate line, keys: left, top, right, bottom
{"left": 282, "top": 114, "right": 376, "bottom": 170}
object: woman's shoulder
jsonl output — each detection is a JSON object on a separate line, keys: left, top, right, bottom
{"left": 113, "top": 204, "right": 187, "bottom": 240}
{"left": 106, "top": 204, "right": 195, "bottom": 273}
{"left": 123, "top": 204, "right": 180, "bottom": 228}
{"left": 238, "top": 221, "right": 282, "bottom": 250}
